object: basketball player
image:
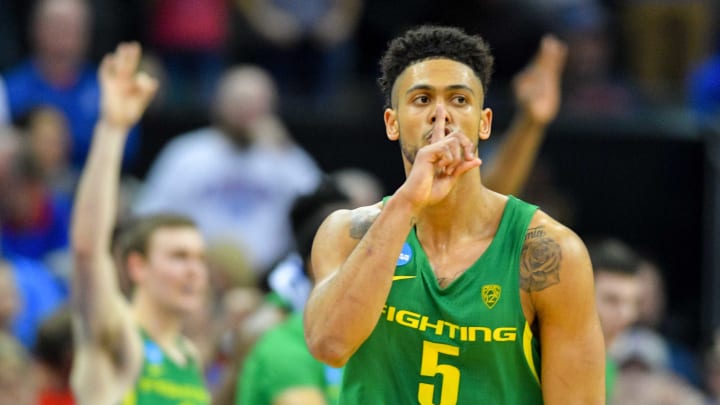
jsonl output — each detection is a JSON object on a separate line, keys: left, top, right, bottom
{"left": 304, "top": 25, "right": 605, "bottom": 404}
{"left": 70, "top": 43, "right": 210, "bottom": 404}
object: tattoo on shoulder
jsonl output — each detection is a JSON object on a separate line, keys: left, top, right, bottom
{"left": 520, "top": 226, "right": 562, "bottom": 292}
{"left": 349, "top": 209, "right": 380, "bottom": 240}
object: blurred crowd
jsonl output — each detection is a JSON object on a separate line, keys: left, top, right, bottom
{"left": 0, "top": 0, "right": 718, "bottom": 404}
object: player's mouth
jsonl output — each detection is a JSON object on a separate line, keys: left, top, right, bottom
{"left": 424, "top": 126, "right": 455, "bottom": 142}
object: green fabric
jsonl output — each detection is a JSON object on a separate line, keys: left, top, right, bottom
{"left": 606, "top": 356, "right": 617, "bottom": 403}
{"left": 121, "top": 329, "right": 210, "bottom": 405}
{"left": 340, "top": 195, "right": 543, "bottom": 404}
{"left": 264, "top": 290, "right": 293, "bottom": 312}
{"left": 237, "top": 313, "right": 342, "bottom": 405}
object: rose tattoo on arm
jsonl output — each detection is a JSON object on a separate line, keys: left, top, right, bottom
{"left": 520, "top": 226, "right": 562, "bottom": 292}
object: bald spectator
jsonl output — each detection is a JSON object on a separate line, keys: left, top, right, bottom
{"left": 135, "top": 66, "right": 321, "bottom": 275}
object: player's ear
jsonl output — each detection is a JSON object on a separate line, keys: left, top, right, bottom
{"left": 385, "top": 108, "right": 399, "bottom": 141}
{"left": 478, "top": 108, "right": 492, "bottom": 140}
{"left": 126, "top": 251, "right": 147, "bottom": 284}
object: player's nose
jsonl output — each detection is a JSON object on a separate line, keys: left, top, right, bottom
{"left": 430, "top": 103, "right": 450, "bottom": 124}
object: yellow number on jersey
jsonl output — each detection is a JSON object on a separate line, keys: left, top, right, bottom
{"left": 418, "top": 340, "right": 460, "bottom": 405}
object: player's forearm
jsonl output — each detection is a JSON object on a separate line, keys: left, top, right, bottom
{"left": 305, "top": 197, "right": 417, "bottom": 367}
{"left": 483, "top": 115, "right": 547, "bottom": 195}
{"left": 71, "top": 120, "right": 129, "bottom": 262}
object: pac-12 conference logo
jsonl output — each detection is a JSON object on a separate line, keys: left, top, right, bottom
{"left": 482, "top": 284, "right": 501, "bottom": 309}
{"left": 397, "top": 243, "right": 412, "bottom": 266}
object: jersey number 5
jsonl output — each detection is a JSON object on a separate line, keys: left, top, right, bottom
{"left": 418, "top": 340, "right": 460, "bottom": 405}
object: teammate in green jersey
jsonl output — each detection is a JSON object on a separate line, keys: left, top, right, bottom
{"left": 70, "top": 43, "right": 210, "bottom": 405}
{"left": 304, "top": 25, "right": 605, "bottom": 404}
{"left": 237, "top": 180, "right": 350, "bottom": 405}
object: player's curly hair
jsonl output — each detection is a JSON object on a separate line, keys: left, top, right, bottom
{"left": 378, "top": 25, "right": 494, "bottom": 108}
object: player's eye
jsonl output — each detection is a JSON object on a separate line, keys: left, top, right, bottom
{"left": 453, "top": 95, "right": 467, "bottom": 104}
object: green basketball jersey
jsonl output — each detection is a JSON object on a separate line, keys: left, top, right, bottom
{"left": 606, "top": 356, "right": 618, "bottom": 403}
{"left": 339, "top": 195, "right": 543, "bottom": 404}
{"left": 121, "top": 329, "right": 210, "bottom": 405}
{"left": 238, "top": 313, "right": 342, "bottom": 405}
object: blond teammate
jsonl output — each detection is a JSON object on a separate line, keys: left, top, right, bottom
{"left": 70, "top": 43, "right": 210, "bottom": 405}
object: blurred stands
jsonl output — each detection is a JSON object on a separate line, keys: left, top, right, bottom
{"left": 0, "top": 0, "right": 718, "bottom": 402}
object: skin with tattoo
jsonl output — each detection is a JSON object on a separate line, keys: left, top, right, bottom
{"left": 349, "top": 207, "right": 381, "bottom": 240}
{"left": 304, "top": 26, "right": 604, "bottom": 405}
{"left": 350, "top": 216, "right": 564, "bottom": 292}
{"left": 521, "top": 226, "right": 562, "bottom": 292}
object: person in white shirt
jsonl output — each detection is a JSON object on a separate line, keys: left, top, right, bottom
{"left": 135, "top": 66, "right": 321, "bottom": 275}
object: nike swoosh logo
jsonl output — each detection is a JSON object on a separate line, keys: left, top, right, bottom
{"left": 392, "top": 275, "right": 416, "bottom": 281}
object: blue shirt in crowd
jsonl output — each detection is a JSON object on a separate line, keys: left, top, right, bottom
{"left": 1, "top": 192, "right": 72, "bottom": 263}
{"left": 7, "top": 254, "right": 67, "bottom": 348}
{"left": 689, "top": 53, "right": 720, "bottom": 121}
{"left": 3, "top": 59, "right": 139, "bottom": 168}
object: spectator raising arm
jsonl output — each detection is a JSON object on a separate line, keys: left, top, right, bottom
{"left": 483, "top": 35, "right": 567, "bottom": 195}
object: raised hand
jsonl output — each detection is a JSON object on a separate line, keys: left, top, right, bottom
{"left": 99, "top": 42, "right": 158, "bottom": 130}
{"left": 512, "top": 35, "right": 567, "bottom": 126}
{"left": 397, "top": 104, "right": 481, "bottom": 211}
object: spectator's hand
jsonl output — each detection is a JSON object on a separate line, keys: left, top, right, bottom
{"left": 99, "top": 42, "right": 158, "bottom": 130}
{"left": 512, "top": 35, "right": 567, "bottom": 127}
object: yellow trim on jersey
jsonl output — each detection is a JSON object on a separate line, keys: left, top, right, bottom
{"left": 523, "top": 321, "right": 540, "bottom": 385}
{"left": 392, "top": 275, "right": 416, "bottom": 281}
{"left": 122, "top": 390, "right": 136, "bottom": 405}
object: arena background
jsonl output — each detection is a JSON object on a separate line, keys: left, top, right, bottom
{"left": 2, "top": 0, "right": 719, "bottom": 363}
